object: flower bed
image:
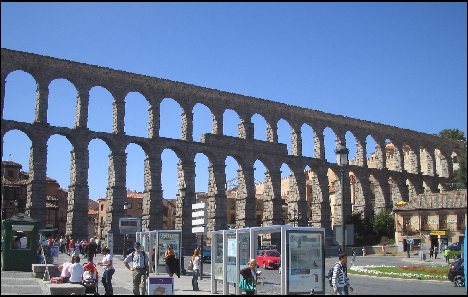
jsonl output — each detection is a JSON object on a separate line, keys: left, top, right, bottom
{"left": 349, "top": 265, "right": 448, "bottom": 280}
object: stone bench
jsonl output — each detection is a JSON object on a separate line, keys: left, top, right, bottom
{"left": 31, "top": 264, "right": 59, "bottom": 278}
{"left": 41, "top": 281, "right": 86, "bottom": 295}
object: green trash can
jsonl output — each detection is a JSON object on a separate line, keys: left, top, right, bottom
{"left": 1, "top": 214, "right": 40, "bottom": 271}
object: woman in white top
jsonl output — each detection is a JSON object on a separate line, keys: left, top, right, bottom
{"left": 191, "top": 249, "right": 201, "bottom": 291}
{"left": 68, "top": 255, "right": 84, "bottom": 284}
{"left": 98, "top": 247, "right": 114, "bottom": 295}
{"left": 58, "top": 257, "right": 73, "bottom": 282}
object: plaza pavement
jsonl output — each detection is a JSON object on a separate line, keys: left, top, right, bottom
{"left": 1, "top": 251, "right": 465, "bottom": 295}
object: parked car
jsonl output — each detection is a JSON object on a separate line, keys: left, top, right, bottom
{"left": 202, "top": 247, "right": 211, "bottom": 263}
{"left": 448, "top": 257, "right": 464, "bottom": 287}
{"left": 257, "top": 250, "right": 281, "bottom": 269}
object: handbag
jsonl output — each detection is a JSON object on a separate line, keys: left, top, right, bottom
{"left": 187, "top": 260, "right": 194, "bottom": 271}
{"left": 239, "top": 277, "right": 255, "bottom": 291}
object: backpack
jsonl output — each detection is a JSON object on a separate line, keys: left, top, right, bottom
{"left": 327, "top": 267, "right": 334, "bottom": 287}
{"left": 131, "top": 251, "right": 147, "bottom": 269}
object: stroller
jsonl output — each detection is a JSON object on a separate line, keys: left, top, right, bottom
{"left": 82, "top": 262, "right": 99, "bottom": 295}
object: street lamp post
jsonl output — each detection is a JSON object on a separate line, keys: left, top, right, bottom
{"left": 179, "top": 187, "right": 187, "bottom": 275}
{"left": 293, "top": 208, "right": 297, "bottom": 227}
{"left": 123, "top": 201, "right": 131, "bottom": 258}
{"left": 335, "top": 142, "right": 349, "bottom": 254}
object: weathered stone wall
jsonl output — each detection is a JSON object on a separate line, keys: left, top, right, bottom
{"left": 2, "top": 48, "right": 465, "bottom": 250}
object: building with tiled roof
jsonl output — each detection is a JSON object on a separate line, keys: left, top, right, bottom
{"left": 393, "top": 190, "right": 466, "bottom": 252}
{"left": 2, "top": 161, "right": 68, "bottom": 235}
{"left": 94, "top": 191, "right": 176, "bottom": 240}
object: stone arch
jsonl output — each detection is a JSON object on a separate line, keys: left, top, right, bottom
{"left": 89, "top": 86, "right": 114, "bottom": 133}
{"left": 369, "top": 173, "right": 389, "bottom": 215}
{"left": 306, "top": 165, "right": 332, "bottom": 235}
{"left": 3, "top": 70, "right": 37, "bottom": 123}
{"left": 345, "top": 131, "right": 359, "bottom": 165}
{"left": 47, "top": 134, "right": 73, "bottom": 189}
{"left": 451, "top": 151, "right": 460, "bottom": 172}
{"left": 47, "top": 78, "right": 77, "bottom": 129}
{"left": 434, "top": 148, "right": 449, "bottom": 178}
{"left": 124, "top": 92, "right": 150, "bottom": 138}
{"left": 383, "top": 138, "right": 398, "bottom": 171}
{"left": 403, "top": 142, "right": 419, "bottom": 174}
{"left": 194, "top": 152, "right": 211, "bottom": 195}
{"left": 323, "top": 126, "right": 339, "bottom": 164}
{"left": 125, "top": 142, "right": 146, "bottom": 193}
{"left": 388, "top": 175, "right": 408, "bottom": 203}
{"left": 406, "top": 178, "right": 420, "bottom": 201}
{"left": 348, "top": 170, "right": 372, "bottom": 220}
{"left": 365, "top": 134, "right": 380, "bottom": 168}
{"left": 301, "top": 123, "right": 315, "bottom": 158}
{"left": 160, "top": 98, "right": 183, "bottom": 140}
{"left": 88, "top": 138, "right": 111, "bottom": 200}
{"left": 192, "top": 103, "right": 213, "bottom": 142}
{"left": 251, "top": 113, "right": 268, "bottom": 141}
{"left": 223, "top": 109, "right": 242, "bottom": 138}
{"left": 277, "top": 119, "right": 293, "bottom": 155}
{"left": 161, "top": 148, "right": 184, "bottom": 199}
{"left": 2, "top": 129, "right": 33, "bottom": 177}
{"left": 420, "top": 145, "right": 435, "bottom": 176}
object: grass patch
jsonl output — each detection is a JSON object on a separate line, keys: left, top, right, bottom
{"left": 349, "top": 265, "right": 448, "bottom": 280}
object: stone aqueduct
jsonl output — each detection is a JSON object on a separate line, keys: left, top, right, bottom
{"left": 1, "top": 48, "right": 465, "bottom": 251}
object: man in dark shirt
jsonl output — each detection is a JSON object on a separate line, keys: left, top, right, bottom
{"left": 87, "top": 238, "right": 98, "bottom": 263}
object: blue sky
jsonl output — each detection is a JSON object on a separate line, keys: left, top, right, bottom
{"left": 2, "top": 2, "right": 467, "bottom": 200}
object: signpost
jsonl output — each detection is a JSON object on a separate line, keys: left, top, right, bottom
{"left": 192, "top": 202, "right": 207, "bottom": 280}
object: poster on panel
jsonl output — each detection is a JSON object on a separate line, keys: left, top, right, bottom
{"left": 286, "top": 230, "right": 324, "bottom": 294}
{"left": 157, "top": 232, "right": 181, "bottom": 266}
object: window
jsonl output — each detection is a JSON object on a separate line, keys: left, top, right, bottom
{"left": 138, "top": 203, "right": 142, "bottom": 210}
{"left": 230, "top": 201, "right": 236, "bottom": 210}
{"left": 403, "top": 216, "right": 411, "bottom": 232}
{"left": 7, "top": 170, "right": 14, "bottom": 178}
{"left": 457, "top": 213, "right": 465, "bottom": 230}
{"left": 230, "top": 214, "right": 236, "bottom": 224}
{"left": 100, "top": 204, "right": 104, "bottom": 211}
{"left": 439, "top": 214, "right": 447, "bottom": 229}
{"left": 420, "top": 215, "right": 428, "bottom": 230}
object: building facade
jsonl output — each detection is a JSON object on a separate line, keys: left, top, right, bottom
{"left": 1, "top": 161, "right": 67, "bottom": 234}
{"left": 95, "top": 191, "right": 176, "bottom": 241}
{"left": 393, "top": 190, "right": 466, "bottom": 252}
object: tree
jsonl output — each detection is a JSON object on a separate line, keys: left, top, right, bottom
{"left": 372, "top": 208, "right": 394, "bottom": 243}
{"left": 348, "top": 212, "right": 376, "bottom": 246}
{"left": 437, "top": 129, "right": 466, "bottom": 143}
{"left": 437, "top": 129, "right": 467, "bottom": 189}
{"left": 454, "top": 151, "right": 467, "bottom": 189}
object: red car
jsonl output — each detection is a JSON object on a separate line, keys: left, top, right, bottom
{"left": 257, "top": 250, "right": 281, "bottom": 269}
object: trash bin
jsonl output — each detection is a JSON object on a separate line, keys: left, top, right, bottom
{"left": 1, "top": 214, "right": 40, "bottom": 271}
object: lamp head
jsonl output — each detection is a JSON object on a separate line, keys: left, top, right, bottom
{"left": 335, "top": 143, "right": 349, "bottom": 166}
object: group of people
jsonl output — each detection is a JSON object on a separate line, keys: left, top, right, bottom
{"left": 429, "top": 246, "right": 439, "bottom": 259}
{"left": 55, "top": 244, "right": 114, "bottom": 295}
{"left": 237, "top": 254, "right": 354, "bottom": 295}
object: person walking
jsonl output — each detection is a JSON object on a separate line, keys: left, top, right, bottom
{"left": 124, "top": 242, "right": 150, "bottom": 295}
{"left": 332, "top": 253, "right": 353, "bottom": 295}
{"left": 87, "top": 238, "right": 98, "bottom": 263}
{"left": 191, "top": 248, "right": 201, "bottom": 291}
{"left": 351, "top": 248, "right": 356, "bottom": 265}
{"left": 444, "top": 247, "right": 450, "bottom": 263}
{"left": 429, "top": 247, "right": 434, "bottom": 259}
{"left": 240, "top": 259, "right": 261, "bottom": 295}
{"left": 434, "top": 246, "right": 438, "bottom": 259}
{"left": 98, "top": 247, "right": 115, "bottom": 295}
{"left": 163, "top": 244, "right": 179, "bottom": 278}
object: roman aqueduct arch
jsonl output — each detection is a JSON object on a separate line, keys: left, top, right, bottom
{"left": 1, "top": 48, "right": 465, "bottom": 251}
